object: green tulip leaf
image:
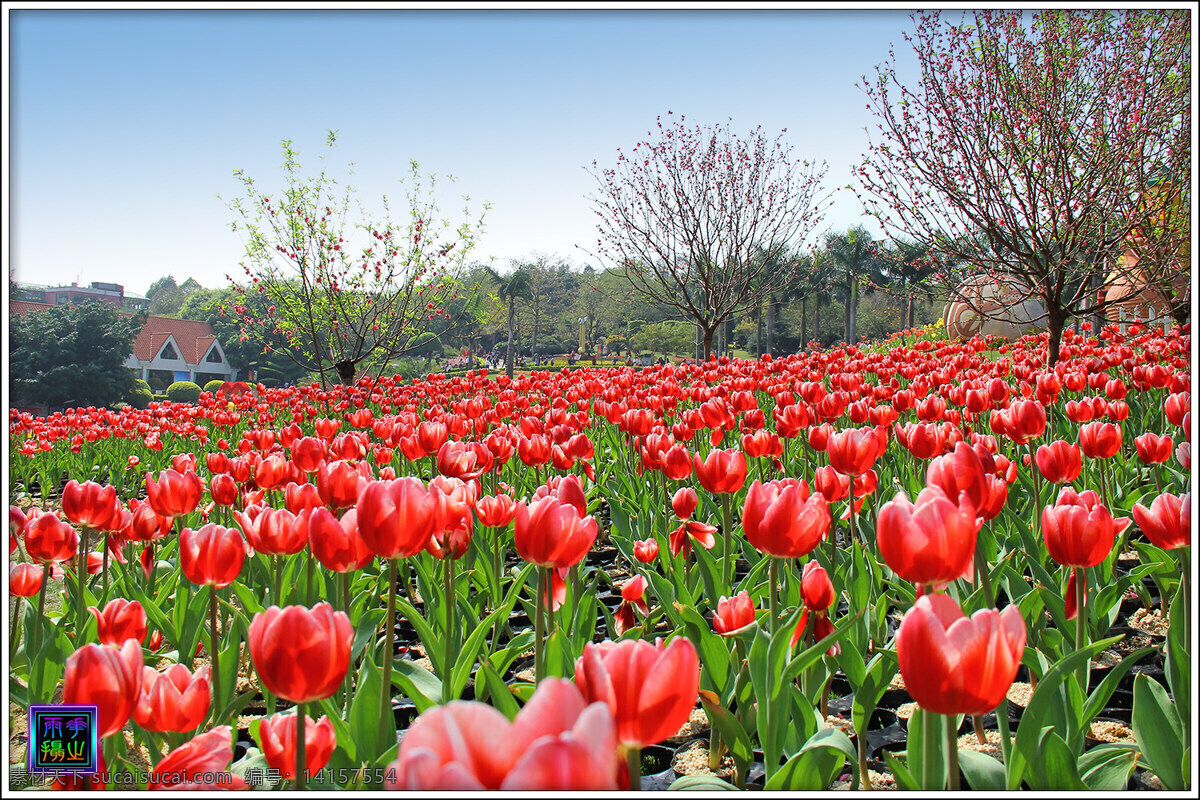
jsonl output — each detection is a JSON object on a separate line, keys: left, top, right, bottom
{"left": 1132, "top": 672, "right": 1186, "bottom": 790}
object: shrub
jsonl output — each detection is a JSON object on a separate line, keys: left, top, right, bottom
{"left": 127, "top": 387, "right": 153, "bottom": 409}
{"left": 203, "top": 379, "right": 225, "bottom": 393}
{"left": 166, "top": 381, "right": 202, "bottom": 404}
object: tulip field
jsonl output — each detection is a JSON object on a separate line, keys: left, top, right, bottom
{"left": 6, "top": 322, "right": 1192, "bottom": 791}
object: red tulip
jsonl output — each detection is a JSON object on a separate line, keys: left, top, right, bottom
{"left": 10, "top": 562, "right": 43, "bottom": 596}
{"left": 1164, "top": 391, "right": 1189, "bottom": 427}
{"left": 210, "top": 473, "right": 240, "bottom": 507}
{"left": 532, "top": 474, "right": 588, "bottom": 518}
{"left": 475, "top": 494, "right": 517, "bottom": 528}
{"left": 284, "top": 481, "right": 324, "bottom": 514}
{"left": 1042, "top": 488, "right": 1128, "bottom": 568}
{"left": 386, "top": 677, "right": 619, "bottom": 790}
{"left": 668, "top": 519, "right": 717, "bottom": 559}
{"left": 897, "top": 593, "right": 1025, "bottom": 716}
{"left": 417, "top": 420, "right": 449, "bottom": 453}
{"left": 876, "top": 486, "right": 978, "bottom": 587}
{"left": 235, "top": 506, "right": 307, "bottom": 556}
{"left": 900, "top": 422, "right": 947, "bottom": 460}
{"left": 89, "top": 598, "right": 147, "bottom": 647}
{"left": 437, "top": 440, "right": 494, "bottom": 481}
{"left": 1005, "top": 398, "right": 1047, "bottom": 444}
{"left": 290, "top": 436, "right": 328, "bottom": 472}
{"left": 518, "top": 434, "right": 553, "bottom": 467}
{"left": 179, "top": 524, "right": 246, "bottom": 588}
{"left": 254, "top": 454, "right": 290, "bottom": 490}
{"left": 317, "top": 460, "right": 369, "bottom": 511}
{"left": 692, "top": 448, "right": 747, "bottom": 494}
{"left": 741, "top": 479, "right": 830, "bottom": 559}
{"left": 813, "top": 465, "right": 850, "bottom": 503}
{"left": 1134, "top": 432, "right": 1174, "bottom": 465}
{"left": 614, "top": 576, "right": 648, "bottom": 635}
{"left": 356, "top": 478, "right": 440, "bottom": 559}
{"left": 514, "top": 495, "right": 598, "bottom": 569}
{"left": 800, "top": 560, "right": 835, "bottom": 611}
{"left": 632, "top": 538, "right": 659, "bottom": 563}
{"left": 127, "top": 498, "right": 172, "bottom": 542}
{"left": 827, "top": 426, "right": 887, "bottom": 477}
{"left": 62, "top": 480, "right": 120, "bottom": 529}
{"left": 1080, "top": 421, "right": 1122, "bottom": 459}
{"left": 306, "top": 507, "right": 374, "bottom": 572}
{"left": 146, "top": 468, "right": 204, "bottom": 517}
{"left": 24, "top": 511, "right": 79, "bottom": 564}
{"left": 134, "top": 663, "right": 212, "bottom": 733}
{"left": 259, "top": 713, "right": 337, "bottom": 780}
{"left": 63, "top": 640, "right": 143, "bottom": 738}
{"left": 574, "top": 636, "right": 700, "bottom": 749}
{"left": 671, "top": 487, "right": 699, "bottom": 520}
{"left": 712, "top": 591, "right": 756, "bottom": 635}
{"left": 248, "top": 603, "right": 353, "bottom": 704}
{"left": 147, "top": 726, "right": 247, "bottom": 789}
{"left": 1035, "top": 440, "right": 1083, "bottom": 485}
{"left": 660, "top": 444, "right": 693, "bottom": 481}
{"left": 1132, "top": 492, "right": 1190, "bottom": 550}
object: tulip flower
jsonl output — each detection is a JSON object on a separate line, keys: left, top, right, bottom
{"left": 671, "top": 487, "right": 699, "bottom": 520}
{"left": 1042, "top": 490, "right": 1127, "bottom": 569}
{"left": 317, "top": 459, "right": 370, "bottom": 511}
{"left": 437, "top": 440, "right": 493, "bottom": 481}
{"left": 127, "top": 498, "right": 172, "bottom": 542}
{"left": 632, "top": 538, "right": 659, "bottom": 563}
{"left": 1080, "top": 421, "right": 1123, "bottom": 459}
{"left": 1134, "top": 432, "right": 1174, "bottom": 465}
{"left": 61, "top": 479, "right": 120, "bottom": 529}
{"left": 284, "top": 481, "right": 324, "bottom": 514}
{"left": 305, "top": 507, "right": 374, "bottom": 573}
{"left": 575, "top": 637, "right": 700, "bottom": 788}
{"left": 613, "top": 576, "right": 649, "bottom": 636}
{"left": 146, "top": 468, "right": 204, "bottom": 517}
{"left": 475, "top": 493, "right": 516, "bottom": 529}
{"left": 826, "top": 426, "right": 886, "bottom": 477}
{"left": 1035, "top": 440, "right": 1083, "bottom": 485}
{"left": 89, "top": 598, "right": 148, "bottom": 647}
{"left": 63, "top": 640, "right": 143, "bottom": 738}
{"left": 712, "top": 591, "right": 755, "bottom": 636}
{"left": 291, "top": 436, "right": 328, "bottom": 472}
{"left": 234, "top": 506, "right": 308, "bottom": 556}
{"left": 179, "top": 524, "right": 246, "bottom": 588}
{"left": 741, "top": 479, "right": 830, "bottom": 559}
{"left": 897, "top": 594, "right": 1025, "bottom": 717}
{"left": 513, "top": 495, "right": 598, "bottom": 570}
{"left": 146, "top": 726, "right": 248, "bottom": 790}
{"left": 668, "top": 519, "right": 717, "bottom": 559}
{"left": 24, "top": 512, "right": 78, "bottom": 564}
{"left": 1132, "top": 492, "right": 1190, "bottom": 551}
{"left": 248, "top": 603, "right": 353, "bottom": 704}
{"left": 10, "top": 562, "right": 43, "bottom": 597}
{"left": 209, "top": 473, "right": 240, "bottom": 507}
{"left": 386, "top": 677, "right": 619, "bottom": 790}
{"left": 800, "top": 560, "right": 835, "bottom": 611}
{"left": 134, "top": 663, "right": 212, "bottom": 733}
{"left": 356, "top": 477, "right": 440, "bottom": 559}
{"left": 660, "top": 444, "right": 693, "bottom": 481}
{"left": 877, "top": 486, "right": 979, "bottom": 588}
{"left": 692, "top": 448, "right": 747, "bottom": 495}
{"left": 259, "top": 713, "right": 337, "bottom": 781}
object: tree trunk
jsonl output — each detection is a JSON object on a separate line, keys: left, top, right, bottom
{"left": 506, "top": 298, "right": 516, "bottom": 379}
{"left": 695, "top": 323, "right": 702, "bottom": 360}
{"left": 814, "top": 299, "right": 821, "bottom": 347}
{"left": 800, "top": 296, "right": 807, "bottom": 348}
{"left": 756, "top": 301, "right": 763, "bottom": 358}
{"left": 532, "top": 301, "right": 539, "bottom": 362}
{"left": 766, "top": 293, "right": 776, "bottom": 356}
{"left": 1046, "top": 307, "right": 1066, "bottom": 368}
{"left": 702, "top": 327, "right": 715, "bottom": 360}
{"left": 334, "top": 360, "right": 356, "bottom": 385}
{"left": 849, "top": 281, "right": 859, "bottom": 345}
{"left": 908, "top": 296, "right": 915, "bottom": 329}
{"left": 843, "top": 288, "right": 851, "bottom": 344}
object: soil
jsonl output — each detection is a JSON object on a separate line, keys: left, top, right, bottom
{"left": 830, "top": 768, "right": 896, "bottom": 791}
{"left": 958, "top": 728, "right": 1004, "bottom": 760}
{"left": 1093, "top": 648, "right": 1122, "bottom": 669}
{"left": 670, "top": 737, "right": 735, "bottom": 781}
{"left": 825, "top": 714, "right": 857, "bottom": 736}
{"left": 664, "top": 706, "right": 709, "bottom": 745}
{"left": 1128, "top": 607, "right": 1169, "bottom": 636}
{"left": 1089, "top": 719, "right": 1135, "bottom": 744}
{"left": 1006, "top": 682, "right": 1033, "bottom": 708}
{"left": 896, "top": 701, "right": 917, "bottom": 721}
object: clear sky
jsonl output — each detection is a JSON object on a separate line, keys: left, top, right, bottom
{"left": 7, "top": 4, "right": 928, "bottom": 298}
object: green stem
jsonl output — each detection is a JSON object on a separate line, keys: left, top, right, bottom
{"left": 147, "top": 543, "right": 156, "bottom": 596}
{"left": 946, "top": 713, "right": 960, "bottom": 790}
{"left": 708, "top": 725, "right": 723, "bottom": 772}
{"left": 102, "top": 533, "right": 110, "bottom": 601}
{"left": 921, "top": 709, "right": 940, "bottom": 791}
{"left": 77, "top": 526, "right": 89, "bottom": 633}
{"left": 1075, "top": 566, "right": 1088, "bottom": 694}
{"left": 975, "top": 530, "right": 995, "bottom": 607}
{"left": 341, "top": 571, "right": 353, "bottom": 714}
{"left": 209, "top": 584, "right": 221, "bottom": 722}
{"left": 848, "top": 477, "right": 858, "bottom": 547}
{"left": 626, "top": 746, "right": 641, "bottom": 791}
{"left": 858, "top": 721, "right": 871, "bottom": 790}
{"left": 10, "top": 599, "right": 23, "bottom": 662}
{"left": 1179, "top": 548, "right": 1190, "bottom": 654}
{"left": 996, "top": 699, "right": 1013, "bottom": 769}
{"left": 443, "top": 556, "right": 455, "bottom": 702}
{"left": 295, "top": 702, "right": 307, "bottom": 790}
{"left": 768, "top": 557, "right": 779, "bottom": 634}
{"left": 306, "top": 549, "right": 315, "bottom": 606}
{"left": 379, "top": 559, "right": 398, "bottom": 751}
{"left": 274, "top": 554, "right": 283, "bottom": 607}
{"left": 534, "top": 567, "right": 546, "bottom": 682}
{"left": 721, "top": 494, "right": 733, "bottom": 589}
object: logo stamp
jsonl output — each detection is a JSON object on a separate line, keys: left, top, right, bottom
{"left": 27, "top": 704, "right": 98, "bottom": 775}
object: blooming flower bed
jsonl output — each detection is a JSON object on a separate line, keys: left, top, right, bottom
{"left": 7, "top": 322, "right": 1191, "bottom": 790}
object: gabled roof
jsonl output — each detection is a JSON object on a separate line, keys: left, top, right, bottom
{"left": 133, "top": 316, "right": 220, "bottom": 365}
{"left": 9, "top": 300, "right": 56, "bottom": 315}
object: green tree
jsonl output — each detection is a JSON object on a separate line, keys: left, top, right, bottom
{"left": 178, "top": 287, "right": 309, "bottom": 385}
{"left": 10, "top": 301, "right": 147, "bottom": 409}
{"left": 486, "top": 266, "right": 534, "bottom": 378}
{"left": 223, "top": 132, "right": 489, "bottom": 386}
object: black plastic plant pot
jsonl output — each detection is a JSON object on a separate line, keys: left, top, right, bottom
{"left": 638, "top": 744, "right": 678, "bottom": 790}
{"left": 392, "top": 701, "right": 419, "bottom": 730}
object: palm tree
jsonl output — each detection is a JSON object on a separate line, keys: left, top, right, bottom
{"left": 824, "top": 226, "right": 884, "bottom": 345}
{"left": 487, "top": 266, "right": 534, "bottom": 378}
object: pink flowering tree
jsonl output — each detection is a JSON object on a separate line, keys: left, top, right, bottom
{"left": 223, "top": 132, "right": 489, "bottom": 387}
{"left": 587, "top": 113, "right": 832, "bottom": 360}
{"left": 854, "top": 10, "right": 1190, "bottom": 365}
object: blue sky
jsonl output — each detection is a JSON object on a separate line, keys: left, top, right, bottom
{"left": 8, "top": 6, "right": 926, "bottom": 298}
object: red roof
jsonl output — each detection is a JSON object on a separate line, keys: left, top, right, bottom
{"left": 9, "top": 300, "right": 56, "bottom": 315}
{"left": 133, "top": 316, "right": 219, "bottom": 365}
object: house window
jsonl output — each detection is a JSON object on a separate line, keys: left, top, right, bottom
{"left": 160, "top": 342, "right": 179, "bottom": 360}
{"left": 206, "top": 347, "right": 223, "bottom": 363}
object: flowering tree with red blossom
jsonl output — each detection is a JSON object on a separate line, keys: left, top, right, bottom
{"left": 587, "top": 113, "right": 831, "bottom": 360}
{"left": 854, "top": 10, "right": 1190, "bottom": 366}
{"left": 223, "top": 132, "right": 489, "bottom": 387}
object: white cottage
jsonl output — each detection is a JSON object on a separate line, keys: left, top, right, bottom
{"left": 124, "top": 315, "right": 238, "bottom": 392}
